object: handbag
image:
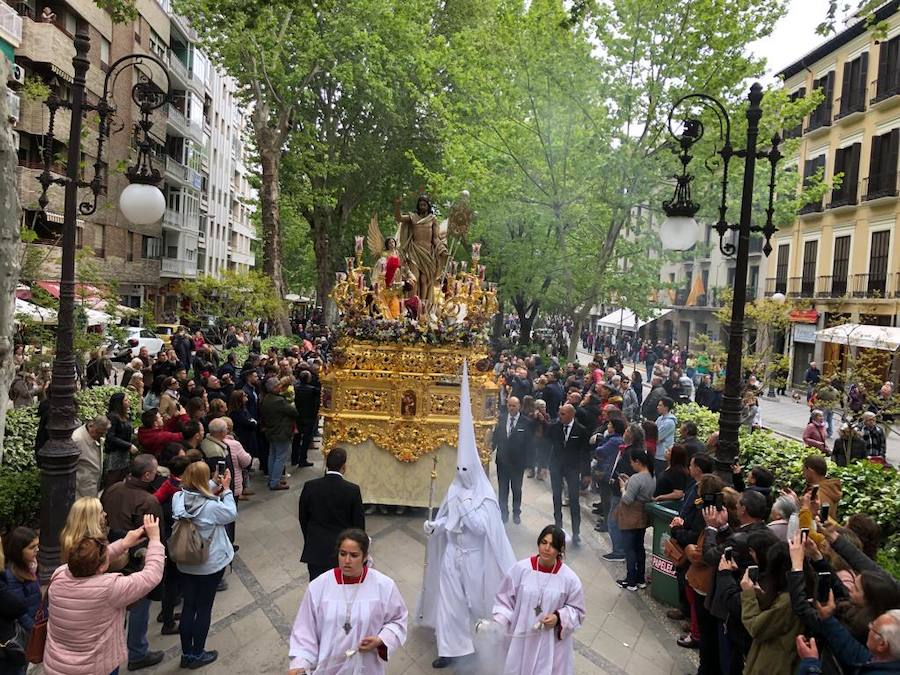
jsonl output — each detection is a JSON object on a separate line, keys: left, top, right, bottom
{"left": 0, "top": 620, "right": 28, "bottom": 666}
{"left": 168, "top": 516, "right": 214, "bottom": 566}
{"left": 685, "top": 531, "right": 714, "bottom": 595}
{"left": 25, "top": 585, "right": 49, "bottom": 664}
{"left": 663, "top": 536, "right": 687, "bottom": 568}
{"left": 614, "top": 499, "right": 648, "bottom": 530}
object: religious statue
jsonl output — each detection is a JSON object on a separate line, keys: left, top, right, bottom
{"left": 394, "top": 195, "right": 448, "bottom": 304}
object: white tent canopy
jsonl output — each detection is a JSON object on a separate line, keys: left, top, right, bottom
{"left": 815, "top": 323, "right": 900, "bottom": 352}
{"left": 595, "top": 308, "right": 672, "bottom": 332}
{"left": 15, "top": 298, "right": 57, "bottom": 325}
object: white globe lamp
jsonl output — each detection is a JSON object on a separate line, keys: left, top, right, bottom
{"left": 119, "top": 182, "right": 165, "bottom": 225}
{"left": 771, "top": 292, "right": 786, "bottom": 304}
{"left": 659, "top": 215, "right": 699, "bottom": 251}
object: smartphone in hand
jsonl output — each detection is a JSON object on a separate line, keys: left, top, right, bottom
{"left": 820, "top": 504, "right": 830, "bottom": 522}
{"left": 800, "top": 528, "right": 810, "bottom": 544}
{"left": 817, "top": 572, "right": 832, "bottom": 604}
{"left": 216, "top": 460, "right": 226, "bottom": 476}
{"left": 724, "top": 546, "right": 733, "bottom": 563}
{"left": 747, "top": 565, "right": 759, "bottom": 584}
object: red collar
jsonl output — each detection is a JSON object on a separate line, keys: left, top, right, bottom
{"left": 530, "top": 556, "right": 562, "bottom": 574}
{"left": 333, "top": 567, "right": 368, "bottom": 585}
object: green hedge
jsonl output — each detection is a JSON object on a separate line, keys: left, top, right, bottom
{"left": 675, "top": 402, "right": 900, "bottom": 554}
{"left": 220, "top": 335, "right": 301, "bottom": 370}
{"left": 0, "top": 385, "right": 141, "bottom": 533}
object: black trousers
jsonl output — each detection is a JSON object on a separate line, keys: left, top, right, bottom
{"left": 257, "top": 431, "right": 269, "bottom": 475}
{"left": 497, "top": 462, "right": 524, "bottom": 520}
{"left": 307, "top": 563, "right": 331, "bottom": 581}
{"left": 160, "top": 557, "right": 182, "bottom": 625}
{"left": 550, "top": 463, "right": 582, "bottom": 537}
{"left": 291, "top": 419, "right": 317, "bottom": 465}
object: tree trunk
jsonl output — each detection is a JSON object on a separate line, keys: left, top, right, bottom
{"left": 311, "top": 212, "right": 337, "bottom": 325}
{"left": 513, "top": 294, "right": 538, "bottom": 345}
{"left": 257, "top": 132, "right": 291, "bottom": 335}
{"left": 0, "top": 59, "right": 21, "bottom": 461}
{"left": 492, "top": 297, "right": 504, "bottom": 342}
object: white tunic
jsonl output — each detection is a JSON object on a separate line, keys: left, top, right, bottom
{"left": 289, "top": 567, "right": 408, "bottom": 674}
{"left": 492, "top": 557, "right": 585, "bottom": 675}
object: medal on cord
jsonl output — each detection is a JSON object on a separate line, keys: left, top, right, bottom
{"left": 340, "top": 571, "right": 362, "bottom": 635}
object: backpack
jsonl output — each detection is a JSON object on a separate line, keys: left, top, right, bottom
{"left": 168, "top": 515, "right": 214, "bottom": 565}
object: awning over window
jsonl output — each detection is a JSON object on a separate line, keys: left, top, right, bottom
{"left": 595, "top": 308, "right": 672, "bottom": 332}
{"left": 815, "top": 324, "right": 900, "bottom": 352}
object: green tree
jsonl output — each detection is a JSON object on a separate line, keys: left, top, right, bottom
{"left": 179, "top": 270, "right": 282, "bottom": 345}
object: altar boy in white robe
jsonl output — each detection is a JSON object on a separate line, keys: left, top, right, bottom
{"left": 288, "top": 529, "right": 407, "bottom": 675}
{"left": 490, "top": 524, "right": 585, "bottom": 674}
{"left": 417, "top": 360, "right": 517, "bottom": 669}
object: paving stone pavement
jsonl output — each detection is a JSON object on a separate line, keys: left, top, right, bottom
{"left": 112, "top": 450, "right": 700, "bottom": 675}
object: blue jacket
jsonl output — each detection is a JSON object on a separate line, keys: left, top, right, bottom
{"left": 171, "top": 486, "right": 236, "bottom": 576}
{"left": 795, "top": 616, "right": 900, "bottom": 675}
{"left": 593, "top": 434, "right": 624, "bottom": 480}
{"left": 1, "top": 567, "right": 41, "bottom": 631}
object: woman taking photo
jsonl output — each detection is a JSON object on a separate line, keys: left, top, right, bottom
{"left": 43, "top": 515, "right": 163, "bottom": 675}
{"left": 289, "top": 529, "right": 408, "bottom": 675}
{"left": 105, "top": 392, "right": 136, "bottom": 488}
{"left": 615, "top": 449, "right": 655, "bottom": 592}
{"left": 171, "top": 461, "right": 237, "bottom": 669}
{"left": 490, "top": 525, "right": 585, "bottom": 673}
{"left": 228, "top": 389, "right": 258, "bottom": 459}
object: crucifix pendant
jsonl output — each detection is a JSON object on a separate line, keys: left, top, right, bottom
{"left": 534, "top": 604, "right": 543, "bottom": 616}
{"left": 343, "top": 621, "right": 352, "bottom": 635}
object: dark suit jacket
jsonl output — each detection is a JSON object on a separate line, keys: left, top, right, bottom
{"left": 491, "top": 413, "right": 534, "bottom": 470}
{"left": 298, "top": 473, "right": 365, "bottom": 567}
{"left": 547, "top": 419, "right": 590, "bottom": 476}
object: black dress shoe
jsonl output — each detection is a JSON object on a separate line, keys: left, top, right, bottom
{"left": 128, "top": 651, "right": 165, "bottom": 671}
{"left": 157, "top": 611, "right": 181, "bottom": 623}
{"left": 161, "top": 622, "right": 180, "bottom": 635}
{"left": 594, "top": 523, "right": 608, "bottom": 532}
{"left": 432, "top": 656, "right": 454, "bottom": 668}
{"left": 572, "top": 535, "right": 582, "bottom": 547}
{"left": 513, "top": 514, "right": 521, "bottom": 524}
{"left": 298, "top": 461, "right": 314, "bottom": 468}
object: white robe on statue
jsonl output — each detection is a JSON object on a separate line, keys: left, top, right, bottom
{"left": 492, "top": 557, "right": 585, "bottom": 675}
{"left": 289, "top": 567, "right": 408, "bottom": 674}
{"left": 417, "top": 360, "right": 517, "bottom": 658}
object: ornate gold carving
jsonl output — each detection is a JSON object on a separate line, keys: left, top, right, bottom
{"left": 322, "top": 340, "right": 498, "bottom": 464}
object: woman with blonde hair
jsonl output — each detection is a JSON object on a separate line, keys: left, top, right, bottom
{"left": 171, "top": 460, "right": 236, "bottom": 668}
{"left": 59, "top": 497, "right": 128, "bottom": 571}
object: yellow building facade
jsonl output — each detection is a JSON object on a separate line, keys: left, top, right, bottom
{"left": 772, "top": 1, "right": 900, "bottom": 382}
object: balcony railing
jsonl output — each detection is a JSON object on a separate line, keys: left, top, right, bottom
{"left": 834, "top": 92, "right": 866, "bottom": 120}
{"left": 827, "top": 180, "right": 860, "bottom": 209}
{"left": 787, "top": 276, "right": 802, "bottom": 298}
{"left": 816, "top": 275, "right": 849, "bottom": 298}
{"left": 164, "top": 155, "right": 190, "bottom": 184}
{"left": 851, "top": 273, "right": 890, "bottom": 298}
{"left": 160, "top": 257, "right": 197, "bottom": 278}
{"left": 870, "top": 76, "right": 900, "bottom": 105}
{"left": 805, "top": 103, "right": 832, "bottom": 133}
{"left": 168, "top": 52, "right": 190, "bottom": 84}
{"left": 764, "top": 276, "right": 789, "bottom": 296}
{"left": 745, "top": 286, "right": 757, "bottom": 302}
{"left": 163, "top": 208, "right": 184, "bottom": 230}
{"left": 799, "top": 199, "right": 824, "bottom": 215}
{"left": 862, "top": 171, "right": 900, "bottom": 201}
{"left": 0, "top": 2, "right": 23, "bottom": 43}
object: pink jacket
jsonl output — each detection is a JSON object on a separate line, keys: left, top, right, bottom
{"left": 225, "top": 437, "right": 252, "bottom": 497}
{"left": 43, "top": 539, "right": 165, "bottom": 675}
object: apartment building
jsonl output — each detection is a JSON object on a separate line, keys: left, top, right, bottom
{"left": 772, "top": 0, "right": 900, "bottom": 384}
{"left": 5, "top": 0, "right": 255, "bottom": 319}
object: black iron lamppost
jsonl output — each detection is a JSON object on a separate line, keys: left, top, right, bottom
{"left": 660, "top": 83, "right": 783, "bottom": 479}
{"left": 35, "top": 25, "right": 170, "bottom": 581}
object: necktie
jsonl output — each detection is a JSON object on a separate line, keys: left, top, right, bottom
{"left": 565, "top": 423, "right": 571, "bottom": 442}
{"left": 507, "top": 416, "right": 513, "bottom": 436}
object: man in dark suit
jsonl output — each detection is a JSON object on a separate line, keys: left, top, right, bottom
{"left": 298, "top": 447, "right": 366, "bottom": 580}
{"left": 491, "top": 396, "right": 534, "bottom": 525}
{"left": 548, "top": 403, "right": 590, "bottom": 545}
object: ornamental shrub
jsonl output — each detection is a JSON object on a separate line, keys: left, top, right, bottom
{"left": 2, "top": 385, "right": 141, "bottom": 473}
{"left": 221, "top": 335, "right": 301, "bottom": 368}
{"left": 0, "top": 468, "right": 40, "bottom": 534}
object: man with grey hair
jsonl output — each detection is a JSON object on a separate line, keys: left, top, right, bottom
{"left": 201, "top": 416, "right": 233, "bottom": 478}
{"left": 796, "top": 608, "right": 900, "bottom": 671}
{"left": 73, "top": 415, "right": 110, "bottom": 498}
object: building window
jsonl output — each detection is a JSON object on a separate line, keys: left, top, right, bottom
{"left": 829, "top": 143, "right": 861, "bottom": 207}
{"left": 864, "top": 128, "right": 899, "bottom": 200}
{"left": 64, "top": 11, "right": 76, "bottom": 36}
{"left": 874, "top": 34, "right": 900, "bottom": 102}
{"left": 100, "top": 37, "right": 110, "bottom": 66}
{"left": 141, "top": 235, "right": 161, "bottom": 259}
{"left": 806, "top": 71, "right": 834, "bottom": 132}
{"left": 783, "top": 87, "right": 806, "bottom": 139}
{"left": 800, "top": 155, "right": 826, "bottom": 213}
{"left": 126, "top": 230, "right": 134, "bottom": 262}
{"left": 775, "top": 244, "right": 789, "bottom": 294}
{"left": 832, "top": 235, "right": 850, "bottom": 296}
{"left": 868, "top": 230, "right": 891, "bottom": 296}
{"left": 149, "top": 28, "right": 166, "bottom": 61}
{"left": 95, "top": 224, "right": 106, "bottom": 258}
{"left": 801, "top": 240, "right": 818, "bottom": 296}
{"left": 837, "top": 53, "right": 868, "bottom": 118}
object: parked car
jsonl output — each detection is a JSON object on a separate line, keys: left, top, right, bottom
{"left": 155, "top": 323, "right": 182, "bottom": 348}
{"left": 109, "top": 326, "right": 164, "bottom": 359}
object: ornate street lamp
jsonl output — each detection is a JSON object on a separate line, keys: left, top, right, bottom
{"left": 660, "top": 83, "right": 783, "bottom": 480}
{"left": 35, "top": 26, "right": 170, "bottom": 581}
